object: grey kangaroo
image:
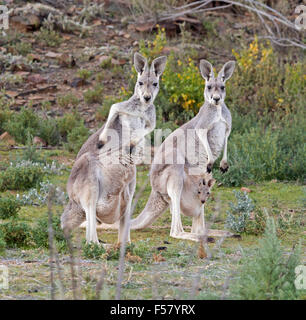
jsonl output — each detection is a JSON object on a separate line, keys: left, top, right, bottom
{"left": 61, "top": 52, "right": 167, "bottom": 243}
{"left": 128, "top": 60, "right": 235, "bottom": 241}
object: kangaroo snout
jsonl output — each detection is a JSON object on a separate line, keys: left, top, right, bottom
{"left": 201, "top": 200, "right": 205, "bottom": 204}
{"left": 213, "top": 95, "right": 220, "bottom": 104}
{"left": 144, "top": 95, "right": 151, "bottom": 102}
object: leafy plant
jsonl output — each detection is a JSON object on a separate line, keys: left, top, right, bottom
{"left": 232, "top": 216, "right": 303, "bottom": 300}
{"left": 36, "top": 27, "right": 62, "bottom": 47}
{"left": 82, "top": 241, "right": 106, "bottom": 259}
{"left": 83, "top": 84, "right": 103, "bottom": 104}
{"left": 226, "top": 191, "right": 255, "bottom": 233}
{"left": 0, "top": 196, "right": 21, "bottom": 219}
{"left": 66, "top": 125, "right": 90, "bottom": 154}
{"left": 0, "top": 221, "right": 32, "bottom": 248}
{"left": 57, "top": 94, "right": 79, "bottom": 109}
{"left": 0, "top": 162, "right": 45, "bottom": 191}
{"left": 32, "top": 214, "right": 67, "bottom": 249}
{"left": 0, "top": 229, "right": 6, "bottom": 255}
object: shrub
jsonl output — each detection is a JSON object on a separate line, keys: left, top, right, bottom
{"left": 38, "top": 118, "right": 61, "bottom": 146}
{"left": 82, "top": 241, "right": 105, "bottom": 259}
{"left": 32, "top": 214, "right": 66, "bottom": 249}
{"left": 83, "top": 84, "right": 103, "bottom": 104}
{"left": 3, "top": 107, "right": 40, "bottom": 144}
{"left": 0, "top": 221, "right": 32, "bottom": 248}
{"left": 36, "top": 27, "right": 62, "bottom": 47}
{"left": 231, "top": 217, "right": 303, "bottom": 300}
{"left": 0, "top": 229, "right": 6, "bottom": 255}
{"left": 0, "top": 196, "right": 21, "bottom": 219}
{"left": 56, "top": 112, "right": 83, "bottom": 140}
{"left": 77, "top": 69, "right": 92, "bottom": 80}
{"left": 0, "top": 162, "right": 45, "bottom": 191}
{"left": 66, "top": 125, "right": 90, "bottom": 154}
{"left": 226, "top": 191, "right": 255, "bottom": 233}
{"left": 95, "top": 96, "right": 118, "bottom": 122}
{"left": 19, "top": 181, "right": 67, "bottom": 206}
{"left": 57, "top": 93, "right": 79, "bottom": 109}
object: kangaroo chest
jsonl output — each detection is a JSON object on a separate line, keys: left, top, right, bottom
{"left": 207, "top": 106, "right": 228, "bottom": 131}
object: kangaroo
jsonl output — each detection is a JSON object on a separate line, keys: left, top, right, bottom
{"left": 128, "top": 60, "right": 235, "bottom": 241}
{"left": 61, "top": 52, "right": 167, "bottom": 244}
{"left": 131, "top": 171, "right": 216, "bottom": 241}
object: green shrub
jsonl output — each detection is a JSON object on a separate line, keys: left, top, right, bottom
{"left": 95, "top": 96, "right": 118, "bottom": 122}
{"left": 0, "top": 221, "right": 32, "bottom": 248}
{"left": 82, "top": 241, "right": 105, "bottom": 259}
{"left": 3, "top": 107, "right": 40, "bottom": 144}
{"left": 38, "top": 118, "right": 61, "bottom": 146}
{"left": 36, "top": 27, "right": 62, "bottom": 47}
{"left": 57, "top": 112, "right": 83, "bottom": 139}
{"left": 0, "top": 162, "right": 45, "bottom": 191}
{"left": 83, "top": 84, "right": 103, "bottom": 104}
{"left": 231, "top": 217, "right": 303, "bottom": 300}
{"left": 226, "top": 191, "right": 255, "bottom": 233}
{"left": 0, "top": 229, "right": 6, "bottom": 255}
{"left": 66, "top": 125, "right": 90, "bottom": 154}
{"left": 0, "top": 196, "right": 21, "bottom": 219}
{"left": 77, "top": 69, "right": 92, "bottom": 80}
{"left": 57, "top": 93, "right": 79, "bottom": 109}
{"left": 32, "top": 214, "right": 67, "bottom": 250}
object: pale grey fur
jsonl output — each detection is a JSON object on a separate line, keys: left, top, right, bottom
{"left": 61, "top": 52, "right": 167, "bottom": 243}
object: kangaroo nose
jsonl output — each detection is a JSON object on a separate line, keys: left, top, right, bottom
{"left": 144, "top": 96, "right": 151, "bottom": 102}
{"left": 213, "top": 96, "right": 220, "bottom": 103}
{"left": 201, "top": 200, "right": 205, "bottom": 204}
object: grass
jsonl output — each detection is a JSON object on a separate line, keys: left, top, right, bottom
{"left": 0, "top": 149, "right": 304, "bottom": 299}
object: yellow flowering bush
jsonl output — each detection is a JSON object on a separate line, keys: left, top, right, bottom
{"left": 229, "top": 37, "right": 305, "bottom": 117}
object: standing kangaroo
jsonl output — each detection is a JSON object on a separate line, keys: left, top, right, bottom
{"left": 129, "top": 60, "right": 235, "bottom": 241}
{"left": 61, "top": 53, "right": 167, "bottom": 244}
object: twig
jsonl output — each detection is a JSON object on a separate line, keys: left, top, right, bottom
{"left": 47, "top": 186, "right": 56, "bottom": 300}
{"left": 95, "top": 265, "right": 106, "bottom": 300}
{"left": 65, "top": 234, "right": 79, "bottom": 300}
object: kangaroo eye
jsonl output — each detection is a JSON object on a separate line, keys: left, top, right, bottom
{"left": 207, "top": 85, "right": 212, "bottom": 90}
{"left": 221, "top": 86, "right": 225, "bottom": 90}
{"left": 153, "top": 83, "right": 158, "bottom": 87}
{"left": 139, "top": 81, "right": 143, "bottom": 86}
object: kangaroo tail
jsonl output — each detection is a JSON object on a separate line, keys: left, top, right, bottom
{"left": 130, "top": 190, "right": 168, "bottom": 230}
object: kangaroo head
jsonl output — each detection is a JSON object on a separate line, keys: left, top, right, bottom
{"left": 134, "top": 52, "right": 167, "bottom": 105}
{"left": 200, "top": 60, "right": 235, "bottom": 106}
{"left": 196, "top": 173, "right": 216, "bottom": 204}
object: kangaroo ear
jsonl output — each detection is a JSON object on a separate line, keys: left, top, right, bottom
{"left": 208, "top": 178, "right": 216, "bottom": 188}
{"left": 151, "top": 56, "right": 167, "bottom": 77}
{"left": 199, "top": 59, "right": 214, "bottom": 81}
{"left": 134, "top": 52, "right": 148, "bottom": 74}
{"left": 218, "top": 60, "right": 235, "bottom": 82}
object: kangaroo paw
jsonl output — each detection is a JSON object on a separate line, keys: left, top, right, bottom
{"left": 97, "top": 140, "right": 105, "bottom": 149}
{"left": 207, "top": 162, "right": 213, "bottom": 173}
{"left": 220, "top": 160, "right": 229, "bottom": 173}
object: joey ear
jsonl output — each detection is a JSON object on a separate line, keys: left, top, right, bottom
{"left": 134, "top": 52, "right": 148, "bottom": 74}
{"left": 218, "top": 60, "right": 235, "bottom": 82}
{"left": 151, "top": 56, "right": 167, "bottom": 77}
{"left": 208, "top": 178, "right": 216, "bottom": 188}
{"left": 199, "top": 59, "right": 214, "bottom": 81}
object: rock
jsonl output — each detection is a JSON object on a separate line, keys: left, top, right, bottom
{"left": 70, "top": 77, "right": 87, "bottom": 88}
{"left": 57, "top": 53, "right": 76, "bottom": 68}
{"left": 241, "top": 187, "right": 251, "bottom": 193}
{"left": 28, "top": 74, "right": 47, "bottom": 84}
{"left": 33, "top": 136, "right": 47, "bottom": 147}
{"left": 0, "top": 132, "right": 15, "bottom": 146}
